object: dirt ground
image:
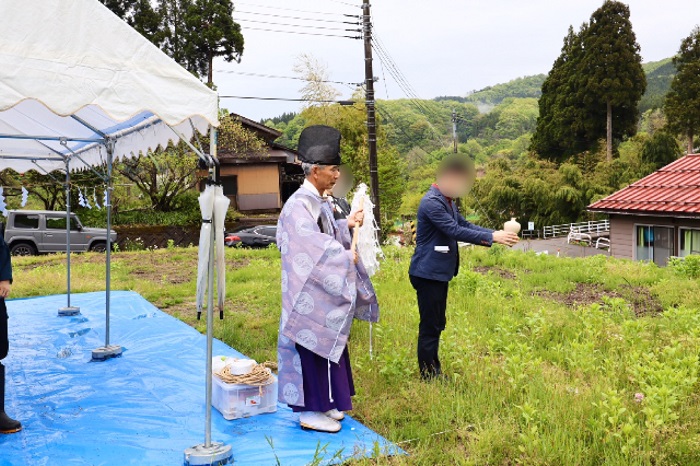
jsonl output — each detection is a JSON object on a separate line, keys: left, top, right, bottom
{"left": 531, "top": 283, "right": 664, "bottom": 317}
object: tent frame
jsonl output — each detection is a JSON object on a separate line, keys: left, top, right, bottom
{"left": 0, "top": 127, "right": 123, "bottom": 358}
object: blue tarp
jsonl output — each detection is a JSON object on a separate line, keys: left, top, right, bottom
{"left": 0, "top": 291, "right": 402, "bottom": 465}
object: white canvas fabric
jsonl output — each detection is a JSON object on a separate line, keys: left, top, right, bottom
{"left": 0, "top": 0, "right": 219, "bottom": 172}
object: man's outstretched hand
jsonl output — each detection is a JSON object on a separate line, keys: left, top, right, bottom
{"left": 492, "top": 230, "right": 520, "bottom": 247}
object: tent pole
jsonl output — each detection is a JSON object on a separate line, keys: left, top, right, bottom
{"left": 92, "top": 138, "right": 122, "bottom": 361}
{"left": 205, "top": 177, "right": 215, "bottom": 448}
{"left": 185, "top": 125, "right": 232, "bottom": 466}
{"left": 59, "top": 156, "right": 80, "bottom": 316}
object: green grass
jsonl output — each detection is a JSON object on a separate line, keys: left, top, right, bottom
{"left": 11, "top": 246, "right": 700, "bottom": 465}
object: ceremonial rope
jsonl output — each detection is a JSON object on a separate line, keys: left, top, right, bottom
{"left": 214, "top": 361, "right": 277, "bottom": 386}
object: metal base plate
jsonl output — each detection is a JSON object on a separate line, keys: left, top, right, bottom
{"left": 58, "top": 306, "right": 80, "bottom": 317}
{"left": 184, "top": 442, "right": 233, "bottom": 466}
{"left": 91, "top": 345, "right": 123, "bottom": 361}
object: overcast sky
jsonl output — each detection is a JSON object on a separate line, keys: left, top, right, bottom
{"left": 214, "top": 0, "right": 700, "bottom": 121}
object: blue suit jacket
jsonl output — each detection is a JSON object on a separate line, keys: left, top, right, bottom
{"left": 0, "top": 236, "right": 11, "bottom": 283}
{"left": 409, "top": 186, "right": 493, "bottom": 282}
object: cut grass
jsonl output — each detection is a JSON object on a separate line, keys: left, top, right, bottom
{"left": 11, "top": 245, "right": 700, "bottom": 465}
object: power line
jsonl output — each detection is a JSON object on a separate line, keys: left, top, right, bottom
{"left": 239, "top": 26, "right": 361, "bottom": 39}
{"left": 237, "top": 18, "right": 361, "bottom": 33}
{"left": 373, "top": 37, "right": 445, "bottom": 122}
{"left": 235, "top": 10, "right": 360, "bottom": 24}
{"left": 214, "top": 70, "right": 361, "bottom": 86}
{"left": 326, "top": 0, "right": 362, "bottom": 8}
{"left": 370, "top": 31, "right": 451, "bottom": 148}
{"left": 233, "top": 2, "right": 355, "bottom": 17}
{"left": 219, "top": 95, "right": 356, "bottom": 104}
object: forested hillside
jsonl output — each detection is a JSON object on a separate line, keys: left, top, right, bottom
{"left": 641, "top": 58, "right": 677, "bottom": 112}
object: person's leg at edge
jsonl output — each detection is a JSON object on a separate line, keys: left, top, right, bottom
{"left": 0, "top": 298, "right": 21, "bottom": 434}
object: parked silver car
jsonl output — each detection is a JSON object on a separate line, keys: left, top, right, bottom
{"left": 3, "top": 210, "right": 117, "bottom": 256}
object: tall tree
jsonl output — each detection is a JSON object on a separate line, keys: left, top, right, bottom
{"left": 100, "top": 0, "right": 163, "bottom": 45}
{"left": 665, "top": 26, "right": 700, "bottom": 154}
{"left": 531, "top": 1, "right": 645, "bottom": 162}
{"left": 530, "top": 26, "right": 588, "bottom": 162}
{"left": 640, "top": 131, "right": 682, "bottom": 170}
{"left": 103, "top": 0, "right": 243, "bottom": 86}
{"left": 185, "top": 0, "right": 244, "bottom": 87}
{"left": 157, "top": 0, "right": 195, "bottom": 68}
{"left": 581, "top": 0, "right": 646, "bottom": 162}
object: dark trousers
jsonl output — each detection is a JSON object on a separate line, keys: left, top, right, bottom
{"left": 0, "top": 298, "right": 7, "bottom": 361}
{"left": 410, "top": 275, "right": 449, "bottom": 379}
{"left": 1, "top": 299, "right": 7, "bottom": 412}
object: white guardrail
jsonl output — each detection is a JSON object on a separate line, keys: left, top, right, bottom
{"left": 542, "top": 220, "right": 610, "bottom": 238}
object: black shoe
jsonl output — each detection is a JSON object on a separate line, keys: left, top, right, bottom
{"left": 0, "top": 410, "right": 21, "bottom": 434}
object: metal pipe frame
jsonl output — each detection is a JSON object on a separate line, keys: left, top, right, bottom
{"left": 58, "top": 156, "right": 80, "bottom": 316}
{"left": 184, "top": 124, "right": 232, "bottom": 465}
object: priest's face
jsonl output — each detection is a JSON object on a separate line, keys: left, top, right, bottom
{"left": 311, "top": 164, "right": 341, "bottom": 193}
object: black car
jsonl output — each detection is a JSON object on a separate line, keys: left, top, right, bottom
{"left": 225, "top": 225, "right": 277, "bottom": 248}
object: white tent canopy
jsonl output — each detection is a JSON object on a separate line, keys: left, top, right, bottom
{"left": 0, "top": 0, "right": 220, "bottom": 359}
{"left": 0, "top": 0, "right": 219, "bottom": 173}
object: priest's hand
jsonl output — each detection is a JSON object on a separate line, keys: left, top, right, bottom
{"left": 0, "top": 280, "right": 11, "bottom": 298}
{"left": 348, "top": 209, "right": 364, "bottom": 228}
{"left": 492, "top": 230, "right": 519, "bottom": 247}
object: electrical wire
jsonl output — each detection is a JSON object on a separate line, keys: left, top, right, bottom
{"left": 214, "top": 70, "right": 361, "bottom": 86}
{"left": 373, "top": 31, "right": 447, "bottom": 124}
{"left": 233, "top": 2, "right": 355, "bottom": 17}
{"left": 370, "top": 32, "right": 450, "bottom": 148}
{"left": 325, "top": 0, "right": 362, "bottom": 8}
{"left": 235, "top": 10, "right": 360, "bottom": 24}
{"left": 219, "top": 95, "right": 354, "bottom": 104}
{"left": 239, "top": 26, "right": 361, "bottom": 39}
{"left": 372, "top": 42, "right": 433, "bottom": 115}
{"left": 237, "top": 18, "right": 361, "bottom": 32}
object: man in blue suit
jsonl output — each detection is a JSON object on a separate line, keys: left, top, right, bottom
{"left": 409, "top": 157, "right": 519, "bottom": 380}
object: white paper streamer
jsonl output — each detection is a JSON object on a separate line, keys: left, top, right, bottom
{"left": 78, "top": 188, "right": 90, "bottom": 209}
{"left": 0, "top": 187, "right": 8, "bottom": 217}
{"left": 21, "top": 187, "right": 28, "bottom": 207}
{"left": 350, "top": 183, "right": 383, "bottom": 276}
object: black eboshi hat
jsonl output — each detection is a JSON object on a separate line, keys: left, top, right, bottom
{"left": 297, "top": 125, "right": 342, "bottom": 166}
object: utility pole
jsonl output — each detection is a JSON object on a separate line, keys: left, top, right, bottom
{"left": 452, "top": 109, "right": 458, "bottom": 154}
{"left": 451, "top": 109, "right": 462, "bottom": 210}
{"left": 362, "top": 0, "right": 380, "bottom": 231}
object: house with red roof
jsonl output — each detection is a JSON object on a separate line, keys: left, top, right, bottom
{"left": 588, "top": 153, "right": 700, "bottom": 265}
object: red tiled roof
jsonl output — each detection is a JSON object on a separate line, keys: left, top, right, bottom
{"left": 588, "top": 154, "right": 700, "bottom": 216}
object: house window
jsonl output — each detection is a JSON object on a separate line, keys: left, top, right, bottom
{"left": 636, "top": 225, "right": 674, "bottom": 266}
{"left": 221, "top": 176, "right": 238, "bottom": 197}
{"left": 680, "top": 229, "right": 700, "bottom": 257}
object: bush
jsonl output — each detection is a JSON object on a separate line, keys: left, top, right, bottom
{"left": 669, "top": 255, "right": 700, "bottom": 279}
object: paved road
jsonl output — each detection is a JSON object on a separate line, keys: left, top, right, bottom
{"left": 512, "top": 236, "right": 611, "bottom": 258}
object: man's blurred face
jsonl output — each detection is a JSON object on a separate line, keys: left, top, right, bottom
{"left": 437, "top": 171, "right": 471, "bottom": 199}
{"left": 312, "top": 165, "right": 341, "bottom": 193}
{"left": 330, "top": 166, "right": 354, "bottom": 198}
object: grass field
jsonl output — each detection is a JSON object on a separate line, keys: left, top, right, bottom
{"left": 11, "top": 246, "right": 700, "bottom": 465}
